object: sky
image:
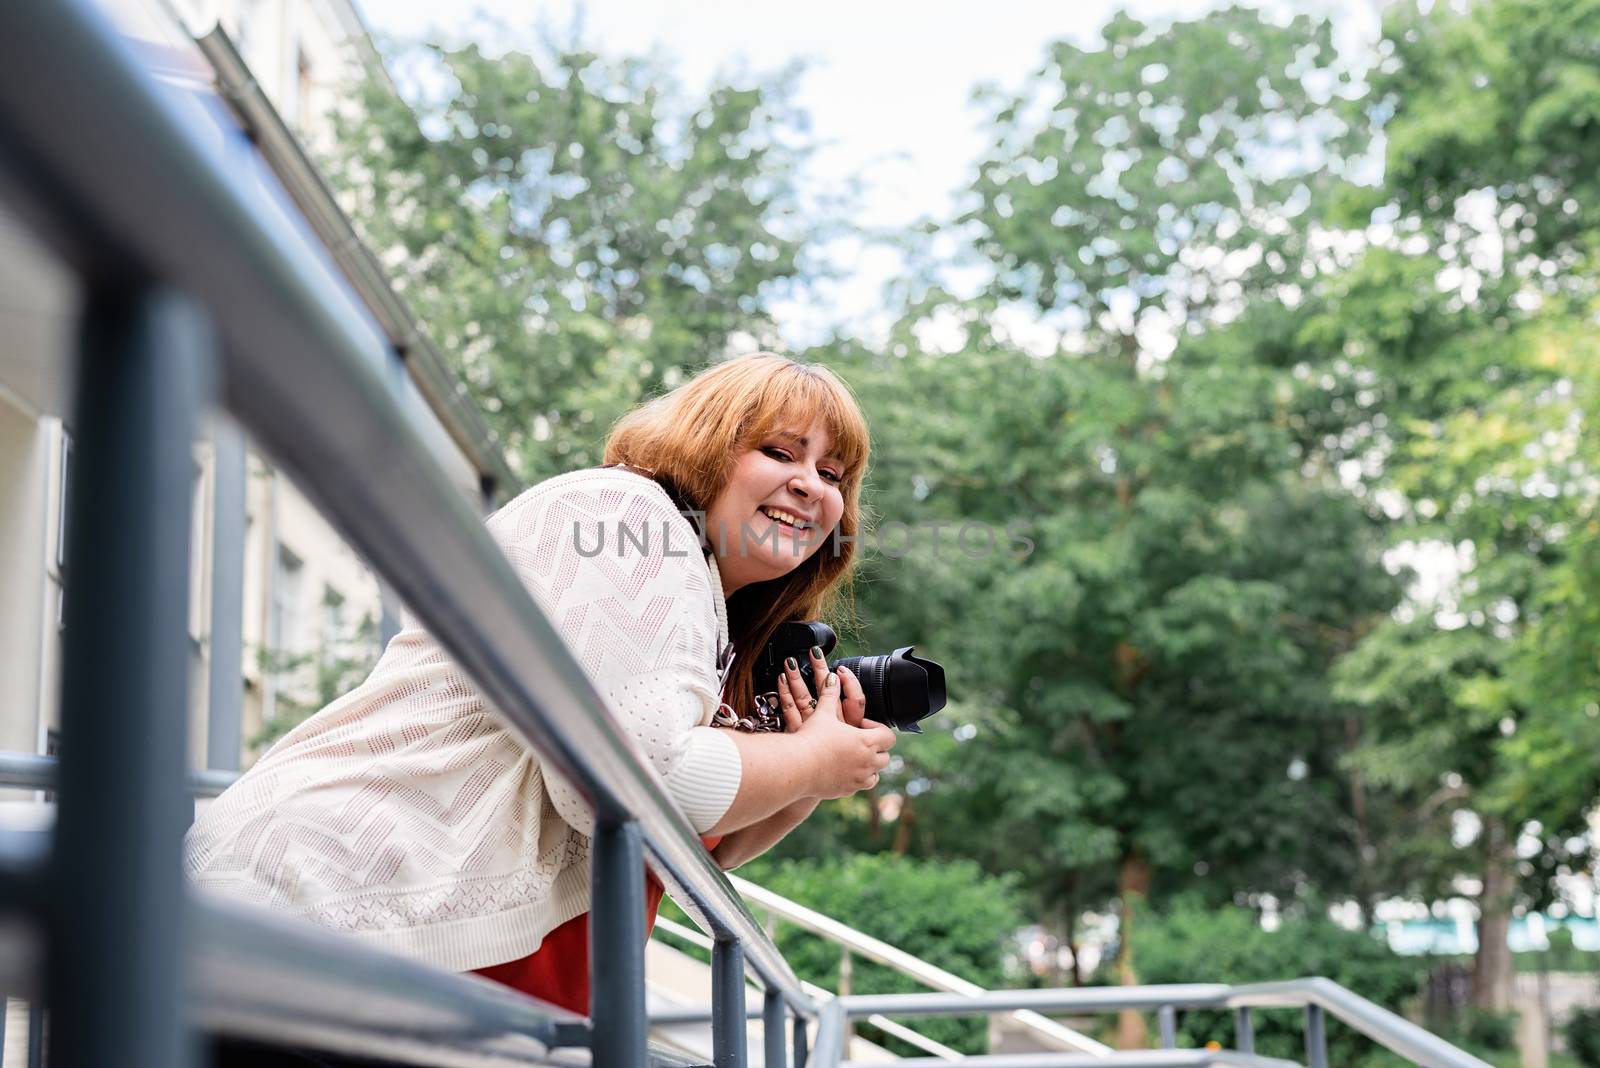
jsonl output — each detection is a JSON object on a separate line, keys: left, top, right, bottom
{"left": 356, "top": 0, "right": 1378, "bottom": 348}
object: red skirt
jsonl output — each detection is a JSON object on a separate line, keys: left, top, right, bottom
{"left": 472, "top": 835, "right": 722, "bottom": 1016}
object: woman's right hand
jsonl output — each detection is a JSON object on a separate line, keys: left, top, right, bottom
{"left": 796, "top": 668, "right": 896, "bottom": 799}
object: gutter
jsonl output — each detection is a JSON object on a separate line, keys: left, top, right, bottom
{"left": 195, "top": 25, "right": 518, "bottom": 504}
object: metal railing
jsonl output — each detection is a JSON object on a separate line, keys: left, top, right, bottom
{"left": 729, "top": 876, "right": 1109, "bottom": 1057}
{"left": 0, "top": 3, "right": 1503, "bottom": 1068}
{"left": 0, "top": 2, "right": 810, "bottom": 1066}
{"left": 810, "top": 980, "right": 1495, "bottom": 1068}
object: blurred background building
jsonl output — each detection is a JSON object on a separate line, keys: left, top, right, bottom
{"left": 0, "top": 0, "right": 512, "bottom": 818}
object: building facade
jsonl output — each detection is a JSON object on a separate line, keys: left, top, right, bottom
{"left": 0, "top": 0, "right": 511, "bottom": 809}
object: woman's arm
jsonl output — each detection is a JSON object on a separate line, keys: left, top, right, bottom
{"left": 711, "top": 797, "right": 820, "bottom": 870}
{"left": 703, "top": 668, "right": 893, "bottom": 837}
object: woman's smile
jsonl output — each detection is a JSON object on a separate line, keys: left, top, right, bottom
{"left": 707, "top": 418, "right": 847, "bottom": 595}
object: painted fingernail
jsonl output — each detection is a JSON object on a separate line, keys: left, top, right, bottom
{"left": 785, "top": 656, "right": 798, "bottom": 671}
{"left": 826, "top": 672, "right": 838, "bottom": 689}
{"left": 810, "top": 645, "right": 823, "bottom": 659}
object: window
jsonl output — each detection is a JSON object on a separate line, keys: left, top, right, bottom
{"left": 320, "top": 585, "right": 345, "bottom": 650}
{"left": 55, "top": 432, "right": 71, "bottom": 571}
{"left": 269, "top": 544, "right": 305, "bottom": 654}
{"left": 189, "top": 459, "right": 207, "bottom": 642}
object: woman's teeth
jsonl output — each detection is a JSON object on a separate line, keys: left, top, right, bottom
{"left": 761, "top": 507, "right": 805, "bottom": 530}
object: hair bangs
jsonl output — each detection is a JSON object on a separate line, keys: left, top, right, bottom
{"left": 738, "top": 363, "right": 870, "bottom": 486}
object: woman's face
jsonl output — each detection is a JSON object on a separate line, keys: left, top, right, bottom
{"left": 706, "top": 419, "right": 847, "bottom": 596}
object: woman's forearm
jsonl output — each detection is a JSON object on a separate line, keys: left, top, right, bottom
{"left": 712, "top": 797, "right": 820, "bottom": 870}
{"left": 703, "top": 730, "right": 818, "bottom": 836}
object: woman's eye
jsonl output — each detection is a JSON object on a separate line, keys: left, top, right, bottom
{"left": 763, "top": 447, "right": 792, "bottom": 462}
{"left": 821, "top": 470, "right": 842, "bottom": 484}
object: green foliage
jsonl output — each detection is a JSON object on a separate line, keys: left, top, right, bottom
{"left": 252, "top": 603, "right": 380, "bottom": 753}
{"left": 322, "top": 34, "right": 817, "bottom": 481}
{"left": 1133, "top": 898, "right": 1424, "bottom": 1065}
{"left": 737, "top": 855, "right": 1027, "bottom": 1055}
{"left": 1567, "top": 1006, "right": 1600, "bottom": 1068}
{"left": 1377, "top": 0, "right": 1600, "bottom": 291}
{"left": 1455, "top": 1009, "right": 1517, "bottom": 1053}
{"left": 965, "top": 5, "right": 1373, "bottom": 344}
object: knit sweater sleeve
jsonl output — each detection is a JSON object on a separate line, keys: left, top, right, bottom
{"left": 486, "top": 470, "right": 742, "bottom": 835}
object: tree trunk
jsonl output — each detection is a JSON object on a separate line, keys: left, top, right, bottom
{"left": 1063, "top": 896, "right": 1082, "bottom": 987}
{"left": 890, "top": 795, "right": 914, "bottom": 854}
{"left": 1471, "top": 816, "right": 1515, "bottom": 1012}
{"left": 1115, "top": 851, "right": 1152, "bottom": 1049}
{"left": 1344, "top": 713, "right": 1376, "bottom": 927}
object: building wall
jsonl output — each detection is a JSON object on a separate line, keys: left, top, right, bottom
{"left": 0, "top": 0, "right": 458, "bottom": 788}
{"left": 0, "top": 401, "right": 50, "bottom": 796}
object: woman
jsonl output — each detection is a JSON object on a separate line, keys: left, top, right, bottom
{"left": 185, "top": 352, "right": 895, "bottom": 1016}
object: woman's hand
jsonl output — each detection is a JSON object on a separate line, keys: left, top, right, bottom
{"left": 795, "top": 669, "right": 895, "bottom": 799}
{"left": 775, "top": 647, "right": 867, "bottom": 730}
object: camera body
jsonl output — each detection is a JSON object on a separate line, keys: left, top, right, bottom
{"left": 755, "top": 621, "right": 946, "bottom": 733}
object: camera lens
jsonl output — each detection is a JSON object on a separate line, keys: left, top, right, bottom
{"left": 831, "top": 647, "right": 946, "bottom": 733}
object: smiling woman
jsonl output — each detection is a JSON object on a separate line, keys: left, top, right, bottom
{"left": 603, "top": 351, "right": 872, "bottom": 712}
{"left": 186, "top": 351, "right": 894, "bottom": 1026}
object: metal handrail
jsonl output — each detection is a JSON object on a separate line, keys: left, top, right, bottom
{"left": 652, "top": 914, "right": 966, "bottom": 1060}
{"left": 732, "top": 875, "right": 1109, "bottom": 1056}
{"left": 847, "top": 1056, "right": 1296, "bottom": 1068}
{"left": 809, "top": 981, "right": 1491, "bottom": 1068}
{"left": 0, "top": 751, "right": 234, "bottom": 798}
{"left": 0, "top": 3, "right": 808, "bottom": 1066}
{"left": 194, "top": 24, "right": 516, "bottom": 503}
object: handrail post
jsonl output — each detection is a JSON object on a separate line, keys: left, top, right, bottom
{"left": 205, "top": 418, "right": 247, "bottom": 774}
{"left": 26, "top": 1002, "right": 44, "bottom": 1068}
{"left": 713, "top": 938, "right": 749, "bottom": 1068}
{"left": 590, "top": 818, "right": 648, "bottom": 1068}
{"left": 1235, "top": 1006, "right": 1254, "bottom": 1054}
{"left": 838, "top": 947, "right": 853, "bottom": 1044}
{"left": 793, "top": 1011, "right": 809, "bottom": 1068}
{"left": 1158, "top": 1004, "right": 1176, "bottom": 1049}
{"left": 49, "top": 287, "right": 208, "bottom": 1068}
{"left": 764, "top": 986, "right": 787, "bottom": 1068}
{"left": 1305, "top": 1003, "right": 1328, "bottom": 1068}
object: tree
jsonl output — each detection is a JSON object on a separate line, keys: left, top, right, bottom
{"left": 1321, "top": 0, "right": 1600, "bottom": 1011}
{"left": 322, "top": 34, "right": 819, "bottom": 481}
{"left": 807, "top": 305, "right": 1399, "bottom": 1047}
{"left": 906, "top": 8, "right": 1392, "bottom": 1044}
{"left": 965, "top": 6, "right": 1372, "bottom": 355}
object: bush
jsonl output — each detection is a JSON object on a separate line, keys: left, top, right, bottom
{"left": 1133, "top": 897, "right": 1426, "bottom": 1067}
{"left": 1459, "top": 1009, "right": 1517, "bottom": 1052}
{"left": 731, "top": 854, "right": 1026, "bottom": 1055}
{"left": 1567, "top": 1007, "right": 1600, "bottom": 1068}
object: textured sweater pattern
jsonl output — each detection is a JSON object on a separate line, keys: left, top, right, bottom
{"left": 184, "top": 467, "right": 743, "bottom": 971}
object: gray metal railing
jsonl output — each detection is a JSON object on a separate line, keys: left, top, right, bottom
{"left": 807, "top": 982, "right": 1492, "bottom": 1068}
{"left": 0, "top": 2, "right": 809, "bottom": 1066}
{"left": 0, "top": 3, "right": 1502, "bottom": 1068}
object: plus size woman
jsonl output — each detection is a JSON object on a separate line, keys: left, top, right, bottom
{"left": 186, "top": 353, "right": 894, "bottom": 1016}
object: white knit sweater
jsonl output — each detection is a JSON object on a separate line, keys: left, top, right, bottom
{"left": 184, "top": 467, "right": 744, "bottom": 971}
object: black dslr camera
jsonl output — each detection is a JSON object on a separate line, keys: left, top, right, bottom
{"left": 755, "top": 621, "right": 946, "bottom": 733}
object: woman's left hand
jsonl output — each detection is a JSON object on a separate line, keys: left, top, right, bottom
{"left": 776, "top": 646, "right": 866, "bottom": 731}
